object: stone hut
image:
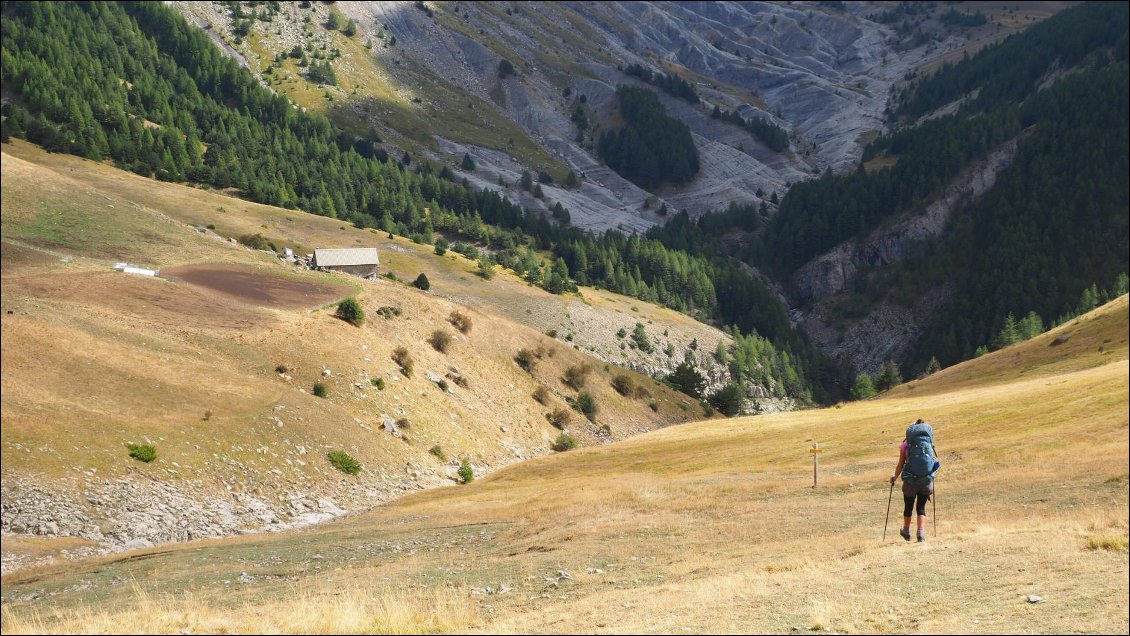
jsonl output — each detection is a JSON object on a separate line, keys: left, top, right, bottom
{"left": 312, "top": 248, "right": 380, "bottom": 278}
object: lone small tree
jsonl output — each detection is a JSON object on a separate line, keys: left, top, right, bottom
{"left": 335, "top": 297, "right": 364, "bottom": 326}
{"left": 498, "top": 58, "right": 515, "bottom": 78}
{"left": 458, "top": 458, "right": 474, "bottom": 484}
{"left": 667, "top": 362, "right": 705, "bottom": 398}
{"left": 414, "top": 272, "right": 431, "bottom": 290}
{"left": 461, "top": 153, "right": 476, "bottom": 171}
{"left": 851, "top": 373, "right": 876, "bottom": 400}
{"left": 874, "top": 361, "right": 903, "bottom": 392}
{"left": 708, "top": 383, "right": 743, "bottom": 416}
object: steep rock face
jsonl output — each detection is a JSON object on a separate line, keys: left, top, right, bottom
{"left": 800, "top": 287, "right": 952, "bottom": 376}
{"left": 793, "top": 133, "right": 1028, "bottom": 374}
{"left": 792, "top": 134, "right": 1026, "bottom": 304}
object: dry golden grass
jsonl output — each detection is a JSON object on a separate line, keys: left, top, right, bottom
{"left": 0, "top": 581, "right": 477, "bottom": 635}
{"left": 2, "top": 296, "right": 1125, "bottom": 633}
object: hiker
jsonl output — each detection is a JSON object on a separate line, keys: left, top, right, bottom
{"left": 890, "top": 418, "right": 939, "bottom": 542}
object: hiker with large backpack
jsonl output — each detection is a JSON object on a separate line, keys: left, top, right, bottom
{"left": 889, "top": 418, "right": 940, "bottom": 542}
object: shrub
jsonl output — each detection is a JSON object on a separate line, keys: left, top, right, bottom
{"left": 335, "top": 297, "right": 364, "bottom": 325}
{"left": 648, "top": 400, "right": 659, "bottom": 412}
{"left": 371, "top": 376, "right": 385, "bottom": 390}
{"left": 434, "top": 237, "right": 448, "bottom": 255}
{"left": 562, "top": 364, "right": 591, "bottom": 390}
{"left": 376, "top": 305, "right": 402, "bottom": 319}
{"left": 515, "top": 348, "right": 536, "bottom": 372}
{"left": 392, "top": 347, "right": 414, "bottom": 377}
{"left": 532, "top": 385, "right": 550, "bottom": 405}
{"left": 611, "top": 373, "right": 636, "bottom": 397}
{"left": 395, "top": 417, "right": 411, "bottom": 429}
{"left": 275, "top": 364, "right": 289, "bottom": 374}
{"left": 448, "top": 372, "right": 469, "bottom": 388}
{"left": 575, "top": 392, "right": 598, "bottom": 420}
{"left": 312, "top": 381, "right": 328, "bottom": 397}
{"left": 498, "top": 58, "right": 515, "bottom": 78}
{"left": 449, "top": 311, "right": 473, "bottom": 334}
{"left": 616, "top": 327, "right": 627, "bottom": 339}
{"left": 327, "top": 450, "right": 361, "bottom": 475}
{"left": 701, "top": 400, "right": 715, "bottom": 417}
{"left": 477, "top": 257, "right": 494, "bottom": 280}
{"left": 126, "top": 443, "right": 156, "bottom": 463}
{"left": 633, "top": 385, "right": 652, "bottom": 400}
{"left": 428, "top": 329, "right": 452, "bottom": 353}
{"left": 551, "top": 433, "right": 578, "bottom": 452}
{"left": 413, "top": 272, "right": 431, "bottom": 290}
{"left": 429, "top": 445, "right": 446, "bottom": 461}
{"left": 631, "top": 322, "right": 654, "bottom": 353}
{"left": 238, "top": 233, "right": 273, "bottom": 251}
{"left": 546, "top": 408, "right": 572, "bottom": 429}
{"left": 458, "top": 458, "right": 474, "bottom": 484}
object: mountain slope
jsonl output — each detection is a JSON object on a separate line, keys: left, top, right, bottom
{"left": 1, "top": 0, "right": 833, "bottom": 406}
{"left": 1, "top": 292, "right": 1125, "bottom": 633}
{"left": 1, "top": 138, "right": 737, "bottom": 570}
{"left": 167, "top": 0, "right": 1029, "bottom": 231}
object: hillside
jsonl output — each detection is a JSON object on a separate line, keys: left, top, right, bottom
{"left": 0, "top": 0, "right": 834, "bottom": 407}
{"left": 1, "top": 290, "right": 1125, "bottom": 633}
{"left": 1, "top": 138, "right": 747, "bottom": 571}
{"left": 166, "top": 0, "right": 1050, "bottom": 232}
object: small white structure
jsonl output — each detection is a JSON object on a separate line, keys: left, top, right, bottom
{"left": 312, "top": 248, "right": 380, "bottom": 278}
{"left": 112, "top": 262, "right": 159, "bottom": 277}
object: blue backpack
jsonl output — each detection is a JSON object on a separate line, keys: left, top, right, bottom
{"left": 902, "top": 421, "right": 939, "bottom": 487}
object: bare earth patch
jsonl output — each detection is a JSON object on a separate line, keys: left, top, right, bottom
{"left": 161, "top": 263, "right": 353, "bottom": 309}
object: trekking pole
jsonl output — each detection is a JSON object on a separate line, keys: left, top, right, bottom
{"left": 933, "top": 481, "right": 937, "bottom": 538}
{"left": 883, "top": 480, "right": 894, "bottom": 541}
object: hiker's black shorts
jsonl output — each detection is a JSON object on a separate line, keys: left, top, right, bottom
{"left": 902, "top": 481, "right": 933, "bottom": 516}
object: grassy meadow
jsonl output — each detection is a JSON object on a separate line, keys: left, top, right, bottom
{"left": 1, "top": 285, "right": 1125, "bottom": 632}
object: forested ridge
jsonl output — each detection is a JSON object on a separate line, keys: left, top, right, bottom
{"left": 0, "top": 1, "right": 838, "bottom": 404}
{"left": 894, "top": 1, "right": 1129, "bottom": 119}
{"left": 693, "top": 1, "right": 1128, "bottom": 376}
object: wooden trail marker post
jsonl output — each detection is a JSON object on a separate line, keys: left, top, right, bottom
{"left": 810, "top": 441, "right": 823, "bottom": 488}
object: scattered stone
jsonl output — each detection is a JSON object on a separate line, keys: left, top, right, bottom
{"left": 1027, "top": 595, "right": 1044, "bottom": 604}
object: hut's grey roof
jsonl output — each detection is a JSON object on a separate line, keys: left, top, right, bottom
{"left": 313, "top": 248, "right": 380, "bottom": 267}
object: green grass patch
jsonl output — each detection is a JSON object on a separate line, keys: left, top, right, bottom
{"left": 327, "top": 449, "right": 361, "bottom": 475}
{"left": 126, "top": 443, "right": 157, "bottom": 463}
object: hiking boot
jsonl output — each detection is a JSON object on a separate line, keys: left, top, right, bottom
{"left": 900, "top": 528, "right": 911, "bottom": 542}
{"left": 917, "top": 531, "right": 926, "bottom": 543}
